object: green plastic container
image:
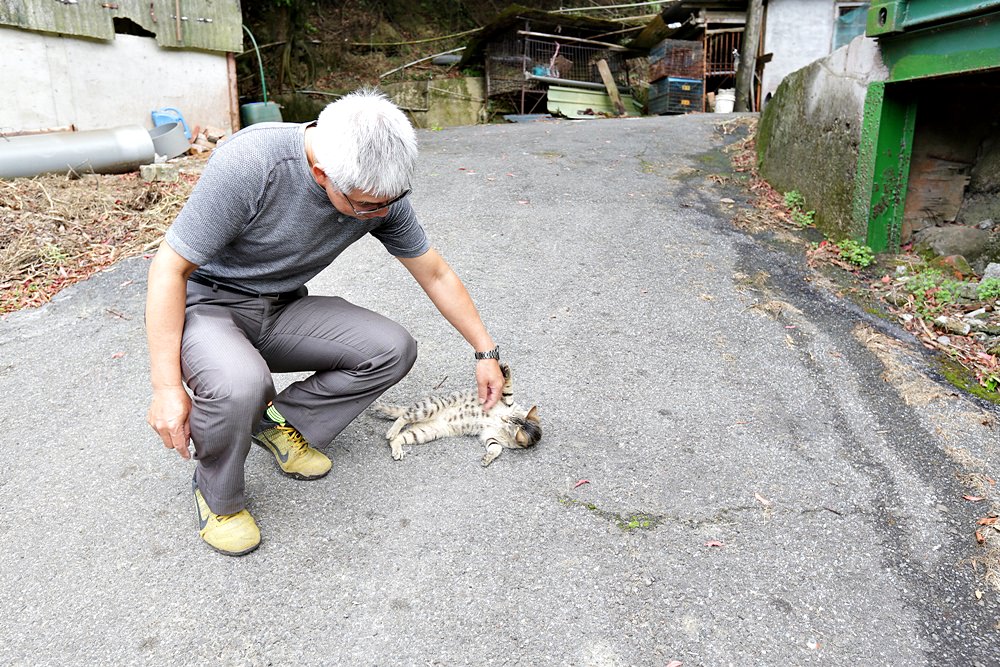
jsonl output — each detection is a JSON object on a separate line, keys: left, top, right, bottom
{"left": 240, "top": 101, "right": 283, "bottom": 127}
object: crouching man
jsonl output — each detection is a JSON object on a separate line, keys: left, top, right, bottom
{"left": 145, "top": 89, "right": 503, "bottom": 555}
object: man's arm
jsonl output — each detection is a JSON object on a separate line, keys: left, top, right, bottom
{"left": 397, "top": 248, "right": 504, "bottom": 411}
{"left": 146, "top": 242, "right": 199, "bottom": 460}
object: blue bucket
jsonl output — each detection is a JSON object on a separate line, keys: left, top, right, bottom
{"left": 151, "top": 107, "right": 191, "bottom": 140}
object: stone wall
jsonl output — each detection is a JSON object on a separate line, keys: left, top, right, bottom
{"left": 382, "top": 78, "right": 486, "bottom": 129}
{"left": 757, "top": 36, "right": 888, "bottom": 240}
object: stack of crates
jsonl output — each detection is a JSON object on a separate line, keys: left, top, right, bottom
{"left": 647, "top": 39, "right": 704, "bottom": 115}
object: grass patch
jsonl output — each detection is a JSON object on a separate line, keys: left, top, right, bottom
{"left": 558, "top": 497, "right": 662, "bottom": 532}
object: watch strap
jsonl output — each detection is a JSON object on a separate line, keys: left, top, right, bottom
{"left": 474, "top": 345, "right": 500, "bottom": 361}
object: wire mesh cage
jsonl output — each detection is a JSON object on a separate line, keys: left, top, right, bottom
{"left": 648, "top": 39, "right": 704, "bottom": 83}
{"left": 485, "top": 30, "right": 631, "bottom": 103}
{"left": 485, "top": 34, "right": 534, "bottom": 97}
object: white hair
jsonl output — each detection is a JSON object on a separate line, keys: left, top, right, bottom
{"left": 312, "top": 88, "right": 417, "bottom": 198}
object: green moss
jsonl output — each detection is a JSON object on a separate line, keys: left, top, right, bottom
{"left": 616, "top": 514, "right": 659, "bottom": 531}
{"left": 939, "top": 358, "right": 1000, "bottom": 404}
{"left": 821, "top": 176, "right": 862, "bottom": 239}
{"left": 695, "top": 150, "right": 730, "bottom": 172}
{"left": 673, "top": 167, "right": 706, "bottom": 181}
{"left": 756, "top": 74, "right": 801, "bottom": 170}
{"left": 638, "top": 158, "right": 659, "bottom": 174}
{"left": 558, "top": 497, "right": 662, "bottom": 532}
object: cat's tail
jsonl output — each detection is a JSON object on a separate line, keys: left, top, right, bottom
{"left": 371, "top": 403, "right": 405, "bottom": 420}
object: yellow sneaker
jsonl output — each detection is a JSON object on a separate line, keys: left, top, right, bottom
{"left": 192, "top": 478, "right": 260, "bottom": 556}
{"left": 253, "top": 424, "right": 332, "bottom": 480}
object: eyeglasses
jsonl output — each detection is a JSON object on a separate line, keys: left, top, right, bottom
{"left": 341, "top": 188, "right": 411, "bottom": 216}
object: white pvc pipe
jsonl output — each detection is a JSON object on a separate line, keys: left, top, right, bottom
{"left": 0, "top": 125, "right": 155, "bottom": 179}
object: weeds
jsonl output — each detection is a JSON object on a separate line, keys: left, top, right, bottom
{"left": 836, "top": 238, "right": 875, "bottom": 268}
{"left": 783, "top": 190, "right": 815, "bottom": 228}
{"left": 792, "top": 209, "right": 816, "bottom": 227}
{"left": 1, "top": 172, "right": 195, "bottom": 314}
{"left": 902, "top": 267, "right": 964, "bottom": 318}
{"left": 783, "top": 190, "right": 805, "bottom": 210}
{"left": 807, "top": 238, "right": 877, "bottom": 272}
{"left": 977, "top": 278, "right": 1000, "bottom": 302}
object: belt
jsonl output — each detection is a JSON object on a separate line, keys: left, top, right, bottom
{"left": 188, "top": 274, "right": 303, "bottom": 301}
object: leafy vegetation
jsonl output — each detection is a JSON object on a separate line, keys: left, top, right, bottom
{"left": 782, "top": 190, "right": 804, "bottom": 210}
{"left": 836, "top": 238, "right": 875, "bottom": 268}
{"left": 901, "top": 267, "right": 964, "bottom": 317}
{"left": 783, "top": 190, "right": 815, "bottom": 228}
{"left": 977, "top": 278, "right": 1000, "bottom": 301}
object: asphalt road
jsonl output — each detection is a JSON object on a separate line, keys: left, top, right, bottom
{"left": 2, "top": 113, "right": 999, "bottom": 666}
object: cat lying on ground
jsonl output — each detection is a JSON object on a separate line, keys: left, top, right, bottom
{"left": 373, "top": 363, "right": 541, "bottom": 467}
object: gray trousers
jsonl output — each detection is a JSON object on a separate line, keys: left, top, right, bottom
{"left": 182, "top": 281, "right": 417, "bottom": 514}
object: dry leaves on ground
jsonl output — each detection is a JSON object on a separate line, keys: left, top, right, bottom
{"left": 0, "top": 172, "right": 195, "bottom": 314}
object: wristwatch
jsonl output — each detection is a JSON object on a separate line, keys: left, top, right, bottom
{"left": 474, "top": 345, "right": 500, "bottom": 361}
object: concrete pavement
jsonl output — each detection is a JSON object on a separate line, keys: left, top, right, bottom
{"left": 2, "top": 113, "right": 998, "bottom": 665}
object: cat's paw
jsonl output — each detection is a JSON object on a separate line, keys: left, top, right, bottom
{"left": 390, "top": 440, "right": 405, "bottom": 461}
{"left": 481, "top": 442, "right": 503, "bottom": 467}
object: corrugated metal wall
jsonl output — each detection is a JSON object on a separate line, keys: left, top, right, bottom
{"left": 0, "top": 0, "right": 241, "bottom": 52}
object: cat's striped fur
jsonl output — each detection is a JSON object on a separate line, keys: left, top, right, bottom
{"left": 373, "top": 363, "right": 541, "bottom": 466}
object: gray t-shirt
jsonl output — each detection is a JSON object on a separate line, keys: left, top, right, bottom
{"left": 166, "top": 122, "right": 429, "bottom": 294}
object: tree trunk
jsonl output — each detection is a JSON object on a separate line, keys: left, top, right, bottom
{"left": 734, "top": 0, "right": 764, "bottom": 112}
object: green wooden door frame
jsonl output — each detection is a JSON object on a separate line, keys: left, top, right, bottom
{"left": 859, "top": 3, "right": 1000, "bottom": 251}
{"left": 877, "top": 10, "right": 1000, "bottom": 82}
{"left": 855, "top": 81, "right": 917, "bottom": 253}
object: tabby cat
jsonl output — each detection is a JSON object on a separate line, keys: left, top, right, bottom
{"left": 373, "top": 363, "right": 541, "bottom": 466}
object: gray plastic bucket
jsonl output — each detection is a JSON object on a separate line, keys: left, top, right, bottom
{"left": 149, "top": 122, "right": 190, "bottom": 160}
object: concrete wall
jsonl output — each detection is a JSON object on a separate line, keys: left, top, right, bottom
{"left": 383, "top": 78, "right": 486, "bottom": 129}
{"left": 762, "top": 0, "right": 841, "bottom": 101}
{"left": 757, "top": 35, "right": 888, "bottom": 240}
{"left": 0, "top": 26, "right": 235, "bottom": 134}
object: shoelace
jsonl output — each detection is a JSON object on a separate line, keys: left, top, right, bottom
{"left": 277, "top": 424, "right": 309, "bottom": 453}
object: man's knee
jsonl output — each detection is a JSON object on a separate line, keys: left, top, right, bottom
{"left": 390, "top": 331, "right": 418, "bottom": 381}
{"left": 378, "top": 326, "right": 417, "bottom": 384}
{"left": 193, "top": 364, "right": 275, "bottom": 408}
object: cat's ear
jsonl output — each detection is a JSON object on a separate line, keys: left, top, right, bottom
{"left": 526, "top": 405, "right": 539, "bottom": 421}
{"left": 500, "top": 362, "right": 511, "bottom": 380}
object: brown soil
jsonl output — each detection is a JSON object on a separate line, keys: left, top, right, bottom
{"left": 0, "top": 165, "right": 200, "bottom": 315}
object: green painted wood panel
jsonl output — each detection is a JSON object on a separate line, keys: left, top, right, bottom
{"left": 878, "top": 11, "right": 1000, "bottom": 82}
{"left": 0, "top": 0, "right": 241, "bottom": 52}
{"left": 858, "top": 82, "right": 917, "bottom": 253}
{"left": 868, "top": 0, "right": 1000, "bottom": 35}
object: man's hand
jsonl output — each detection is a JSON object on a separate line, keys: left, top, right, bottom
{"left": 147, "top": 385, "right": 193, "bottom": 460}
{"left": 476, "top": 359, "right": 504, "bottom": 412}
{"left": 146, "top": 242, "right": 198, "bottom": 461}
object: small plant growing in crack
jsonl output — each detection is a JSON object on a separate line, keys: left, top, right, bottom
{"left": 618, "top": 514, "right": 657, "bottom": 531}
{"left": 783, "top": 190, "right": 815, "bottom": 228}
{"left": 558, "top": 497, "right": 661, "bottom": 531}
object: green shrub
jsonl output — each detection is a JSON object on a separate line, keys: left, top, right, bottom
{"left": 977, "top": 277, "right": 1000, "bottom": 301}
{"left": 783, "top": 191, "right": 814, "bottom": 227}
{"left": 792, "top": 209, "right": 815, "bottom": 227}
{"left": 836, "top": 239, "right": 874, "bottom": 268}
{"left": 783, "top": 190, "right": 805, "bottom": 210}
{"left": 904, "top": 267, "right": 964, "bottom": 317}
